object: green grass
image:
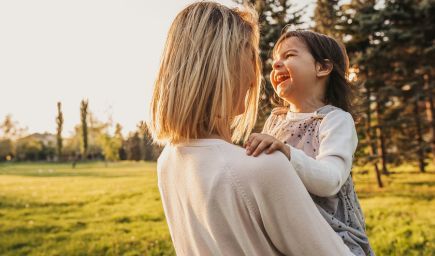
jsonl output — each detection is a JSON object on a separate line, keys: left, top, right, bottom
{"left": 0, "top": 162, "right": 174, "bottom": 256}
{"left": 0, "top": 161, "right": 434, "bottom": 255}
{"left": 352, "top": 164, "right": 435, "bottom": 255}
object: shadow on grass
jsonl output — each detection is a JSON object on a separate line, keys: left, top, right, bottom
{"left": 0, "top": 161, "right": 156, "bottom": 178}
{"left": 402, "top": 181, "right": 435, "bottom": 187}
{"left": 0, "top": 195, "right": 87, "bottom": 210}
{"left": 357, "top": 189, "right": 434, "bottom": 201}
{"left": 0, "top": 169, "right": 147, "bottom": 178}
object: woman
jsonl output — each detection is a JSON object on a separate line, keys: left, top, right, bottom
{"left": 148, "top": 1, "right": 353, "bottom": 255}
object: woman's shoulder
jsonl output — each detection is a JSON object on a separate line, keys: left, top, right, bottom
{"left": 219, "top": 142, "right": 287, "bottom": 165}
{"left": 219, "top": 143, "right": 292, "bottom": 185}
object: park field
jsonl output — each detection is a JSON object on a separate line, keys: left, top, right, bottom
{"left": 0, "top": 161, "right": 434, "bottom": 255}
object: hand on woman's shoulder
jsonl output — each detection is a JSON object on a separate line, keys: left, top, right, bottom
{"left": 219, "top": 142, "right": 294, "bottom": 187}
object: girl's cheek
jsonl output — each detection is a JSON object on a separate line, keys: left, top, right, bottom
{"left": 270, "top": 70, "right": 277, "bottom": 86}
{"left": 283, "top": 60, "right": 294, "bottom": 71}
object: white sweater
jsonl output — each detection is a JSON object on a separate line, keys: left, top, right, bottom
{"left": 157, "top": 138, "right": 353, "bottom": 255}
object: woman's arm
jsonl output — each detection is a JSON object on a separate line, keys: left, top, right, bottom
{"left": 237, "top": 153, "right": 353, "bottom": 255}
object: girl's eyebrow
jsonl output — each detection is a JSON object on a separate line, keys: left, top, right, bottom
{"left": 283, "top": 49, "right": 299, "bottom": 54}
{"left": 274, "top": 49, "right": 299, "bottom": 59}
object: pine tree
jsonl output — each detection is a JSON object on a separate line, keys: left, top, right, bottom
{"left": 125, "top": 132, "right": 142, "bottom": 161}
{"left": 379, "top": 0, "right": 434, "bottom": 172}
{"left": 338, "top": 0, "right": 388, "bottom": 186}
{"left": 313, "top": 0, "right": 341, "bottom": 38}
{"left": 340, "top": 0, "right": 434, "bottom": 175}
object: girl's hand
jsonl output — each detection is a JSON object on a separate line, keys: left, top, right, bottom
{"left": 245, "top": 133, "right": 291, "bottom": 159}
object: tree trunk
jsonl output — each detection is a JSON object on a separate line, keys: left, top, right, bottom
{"left": 413, "top": 92, "right": 426, "bottom": 173}
{"left": 375, "top": 98, "right": 389, "bottom": 175}
{"left": 366, "top": 85, "right": 383, "bottom": 187}
{"left": 423, "top": 73, "right": 435, "bottom": 163}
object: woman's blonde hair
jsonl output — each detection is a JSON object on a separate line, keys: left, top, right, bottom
{"left": 148, "top": 1, "right": 261, "bottom": 144}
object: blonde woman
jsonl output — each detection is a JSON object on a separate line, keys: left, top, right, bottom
{"left": 148, "top": 1, "right": 353, "bottom": 255}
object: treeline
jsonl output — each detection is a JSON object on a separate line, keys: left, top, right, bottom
{"left": 0, "top": 100, "right": 162, "bottom": 162}
{"left": 238, "top": 0, "right": 434, "bottom": 186}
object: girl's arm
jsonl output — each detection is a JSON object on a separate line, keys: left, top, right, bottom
{"left": 288, "top": 110, "right": 358, "bottom": 197}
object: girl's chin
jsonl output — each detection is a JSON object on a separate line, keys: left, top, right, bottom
{"left": 276, "top": 82, "right": 291, "bottom": 96}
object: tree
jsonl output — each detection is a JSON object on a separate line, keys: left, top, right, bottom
{"left": 0, "top": 115, "right": 16, "bottom": 139}
{"left": 115, "top": 123, "right": 127, "bottom": 160}
{"left": 377, "top": 0, "right": 434, "bottom": 172}
{"left": 80, "top": 99, "right": 89, "bottom": 158}
{"left": 424, "top": 71, "right": 435, "bottom": 163}
{"left": 337, "top": 0, "right": 387, "bottom": 186}
{"left": 99, "top": 123, "right": 123, "bottom": 162}
{"left": 63, "top": 134, "right": 81, "bottom": 160}
{"left": 0, "top": 139, "right": 14, "bottom": 161}
{"left": 313, "top": 0, "right": 341, "bottom": 38}
{"left": 15, "top": 137, "right": 43, "bottom": 161}
{"left": 100, "top": 133, "right": 121, "bottom": 162}
{"left": 138, "top": 121, "right": 154, "bottom": 160}
{"left": 56, "top": 102, "right": 64, "bottom": 161}
{"left": 87, "top": 112, "right": 107, "bottom": 159}
{"left": 0, "top": 114, "right": 26, "bottom": 140}
{"left": 125, "top": 132, "right": 142, "bottom": 161}
{"left": 338, "top": 0, "right": 434, "bottom": 176}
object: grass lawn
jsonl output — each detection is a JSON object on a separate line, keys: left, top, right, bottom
{"left": 0, "top": 161, "right": 434, "bottom": 255}
{"left": 0, "top": 162, "right": 173, "bottom": 256}
{"left": 352, "top": 164, "right": 435, "bottom": 255}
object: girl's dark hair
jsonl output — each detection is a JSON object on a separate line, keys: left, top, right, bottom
{"left": 272, "top": 30, "right": 354, "bottom": 115}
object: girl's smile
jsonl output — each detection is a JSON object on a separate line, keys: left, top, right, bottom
{"left": 274, "top": 71, "right": 292, "bottom": 96}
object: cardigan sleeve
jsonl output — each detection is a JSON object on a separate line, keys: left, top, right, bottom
{"left": 289, "top": 110, "right": 358, "bottom": 197}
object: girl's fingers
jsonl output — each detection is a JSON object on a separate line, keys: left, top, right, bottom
{"left": 246, "top": 137, "right": 261, "bottom": 155}
{"left": 266, "top": 142, "right": 279, "bottom": 154}
{"left": 243, "top": 138, "right": 249, "bottom": 148}
{"left": 252, "top": 140, "right": 271, "bottom": 157}
{"left": 244, "top": 134, "right": 256, "bottom": 148}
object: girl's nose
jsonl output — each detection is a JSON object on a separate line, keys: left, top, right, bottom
{"left": 272, "top": 60, "right": 283, "bottom": 69}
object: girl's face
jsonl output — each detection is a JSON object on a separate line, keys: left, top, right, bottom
{"left": 270, "top": 37, "right": 323, "bottom": 104}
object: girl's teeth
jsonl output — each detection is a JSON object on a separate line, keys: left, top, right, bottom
{"left": 276, "top": 75, "right": 289, "bottom": 83}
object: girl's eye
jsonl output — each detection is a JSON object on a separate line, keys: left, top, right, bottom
{"left": 285, "top": 54, "right": 295, "bottom": 58}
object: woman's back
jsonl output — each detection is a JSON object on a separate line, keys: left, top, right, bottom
{"left": 157, "top": 139, "right": 353, "bottom": 256}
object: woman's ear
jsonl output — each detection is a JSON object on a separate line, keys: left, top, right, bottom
{"left": 316, "top": 59, "right": 333, "bottom": 78}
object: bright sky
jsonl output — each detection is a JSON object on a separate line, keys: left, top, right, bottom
{"left": 0, "top": 0, "right": 313, "bottom": 136}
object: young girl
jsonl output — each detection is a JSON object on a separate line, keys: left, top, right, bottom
{"left": 245, "top": 30, "right": 375, "bottom": 256}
